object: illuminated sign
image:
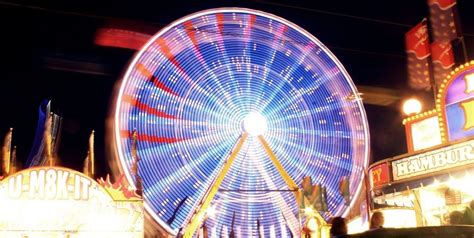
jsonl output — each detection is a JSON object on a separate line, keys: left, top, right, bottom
{"left": 6, "top": 167, "right": 92, "bottom": 200}
{"left": 392, "top": 139, "right": 474, "bottom": 181}
{"left": 0, "top": 167, "right": 144, "bottom": 238}
{"left": 410, "top": 116, "right": 442, "bottom": 151}
{"left": 368, "top": 163, "right": 390, "bottom": 187}
{"left": 442, "top": 67, "right": 474, "bottom": 141}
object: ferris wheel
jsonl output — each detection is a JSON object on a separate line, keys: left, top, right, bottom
{"left": 113, "top": 8, "right": 369, "bottom": 237}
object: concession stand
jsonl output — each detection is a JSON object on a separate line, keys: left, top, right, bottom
{"left": 367, "top": 62, "right": 474, "bottom": 227}
{"left": 0, "top": 166, "right": 144, "bottom": 238}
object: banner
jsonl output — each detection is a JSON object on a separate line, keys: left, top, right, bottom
{"left": 427, "top": 0, "right": 459, "bottom": 42}
{"left": 431, "top": 41, "right": 455, "bottom": 88}
{"left": 405, "top": 21, "right": 431, "bottom": 90}
{"left": 368, "top": 162, "right": 390, "bottom": 187}
{"left": 391, "top": 139, "right": 474, "bottom": 181}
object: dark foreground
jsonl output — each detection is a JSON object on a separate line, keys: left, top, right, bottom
{"left": 350, "top": 226, "right": 474, "bottom": 238}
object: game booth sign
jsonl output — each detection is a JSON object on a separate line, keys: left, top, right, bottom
{"left": 367, "top": 61, "right": 474, "bottom": 227}
{"left": 0, "top": 166, "right": 144, "bottom": 238}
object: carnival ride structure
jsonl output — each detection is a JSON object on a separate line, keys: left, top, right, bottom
{"left": 112, "top": 8, "right": 370, "bottom": 237}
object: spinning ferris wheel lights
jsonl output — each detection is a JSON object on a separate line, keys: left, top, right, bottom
{"left": 242, "top": 112, "right": 268, "bottom": 136}
{"left": 112, "top": 8, "right": 370, "bottom": 237}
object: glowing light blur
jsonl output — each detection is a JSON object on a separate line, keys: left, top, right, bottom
{"left": 304, "top": 206, "right": 314, "bottom": 216}
{"left": 95, "top": 28, "right": 151, "bottom": 50}
{"left": 347, "top": 209, "right": 416, "bottom": 234}
{"left": 113, "top": 8, "right": 370, "bottom": 236}
{"left": 206, "top": 205, "right": 217, "bottom": 218}
{"left": 243, "top": 112, "right": 267, "bottom": 136}
{"left": 403, "top": 98, "right": 422, "bottom": 115}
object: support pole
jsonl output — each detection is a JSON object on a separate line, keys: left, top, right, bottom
{"left": 183, "top": 133, "right": 249, "bottom": 238}
{"left": 257, "top": 135, "right": 298, "bottom": 190}
{"left": 257, "top": 135, "right": 304, "bottom": 236}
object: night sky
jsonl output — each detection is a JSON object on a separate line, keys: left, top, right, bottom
{"left": 1, "top": 0, "right": 473, "bottom": 177}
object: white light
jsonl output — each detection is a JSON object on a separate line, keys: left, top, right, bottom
{"left": 242, "top": 112, "right": 268, "bottom": 136}
{"left": 402, "top": 98, "right": 422, "bottom": 115}
{"left": 207, "top": 205, "right": 217, "bottom": 218}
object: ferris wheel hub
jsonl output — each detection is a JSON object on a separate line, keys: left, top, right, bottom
{"left": 242, "top": 112, "right": 268, "bottom": 136}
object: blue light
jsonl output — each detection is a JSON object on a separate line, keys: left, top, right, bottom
{"left": 114, "top": 8, "right": 370, "bottom": 237}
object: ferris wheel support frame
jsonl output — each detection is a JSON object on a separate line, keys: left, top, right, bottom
{"left": 182, "top": 132, "right": 248, "bottom": 238}
{"left": 182, "top": 133, "right": 304, "bottom": 237}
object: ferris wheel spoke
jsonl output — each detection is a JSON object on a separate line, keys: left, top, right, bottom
{"left": 120, "top": 129, "right": 187, "bottom": 145}
{"left": 182, "top": 20, "right": 212, "bottom": 69}
{"left": 259, "top": 42, "right": 319, "bottom": 112}
{"left": 179, "top": 21, "right": 243, "bottom": 115}
{"left": 205, "top": 14, "right": 248, "bottom": 113}
{"left": 259, "top": 138, "right": 307, "bottom": 179}
{"left": 252, "top": 23, "right": 288, "bottom": 110}
{"left": 144, "top": 136, "right": 237, "bottom": 197}
{"left": 145, "top": 128, "right": 237, "bottom": 156}
{"left": 250, "top": 156, "right": 300, "bottom": 235}
{"left": 149, "top": 41, "right": 238, "bottom": 120}
{"left": 122, "top": 86, "right": 232, "bottom": 125}
{"left": 270, "top": 126, "right": 352, "bottom": 139}
{"left": 241, "top": 14, "right": 258, "bottom": 110}
{"left": 134, "top": 63, "right": 180, "bottom": 97}
{"left": 269, "top": 100, "right": 350, "bottom": 125}
{"left": 264, "top": 84, "right": 347, "bottom": 122}
{"left": 180, "top": 81, "right": 238, "bottom": 117}
{"left": 269, "top": 133, "right": 353, "bottom": 174}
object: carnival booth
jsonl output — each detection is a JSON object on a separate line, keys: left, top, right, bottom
{"left": 367, "top": 62, "right": 474, "bottom": 227}
{"left": 0, "top": 166, "right": 144, "bottom": 238}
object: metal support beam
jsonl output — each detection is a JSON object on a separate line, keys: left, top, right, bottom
{"left": 257, "top": 135, "right": 299, "bottom": 190}
{"left": 182, "top": 133, "right": 249, "bottom": 238}
{"left": 182, "top": 134, "right": 302, "bottom": 237}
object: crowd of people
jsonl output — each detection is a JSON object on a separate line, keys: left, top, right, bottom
{"left": 449, "top": 200, "right": 474, "bottom": 225}
{"left": 329, "top": 200, "right": 474, "bottom": 237}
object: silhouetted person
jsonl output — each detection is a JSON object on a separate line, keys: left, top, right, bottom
{"left": 462, "top": 200, "right": 474, "bottom": 225}
{"left": 330, "top": 216, "right": 349, "bottom": 238}
{"left": 450, "top": 210, "right": 464, "bottom": 225}
{"left": 369, "top": 211, "right": 384, "bottom": 229}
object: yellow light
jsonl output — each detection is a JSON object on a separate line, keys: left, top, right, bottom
{"left": 403, "top": 98, "right": 422, "bottom": 115}
{"left": 304, "top": 206, "right": 314, "bottom": 216}
{"left": 307, "top": 217, "right": 318, "bottom": 231}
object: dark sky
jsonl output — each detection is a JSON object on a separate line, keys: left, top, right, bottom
{"left": 1, "top": 0, "right": 473, "bottom": 177}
